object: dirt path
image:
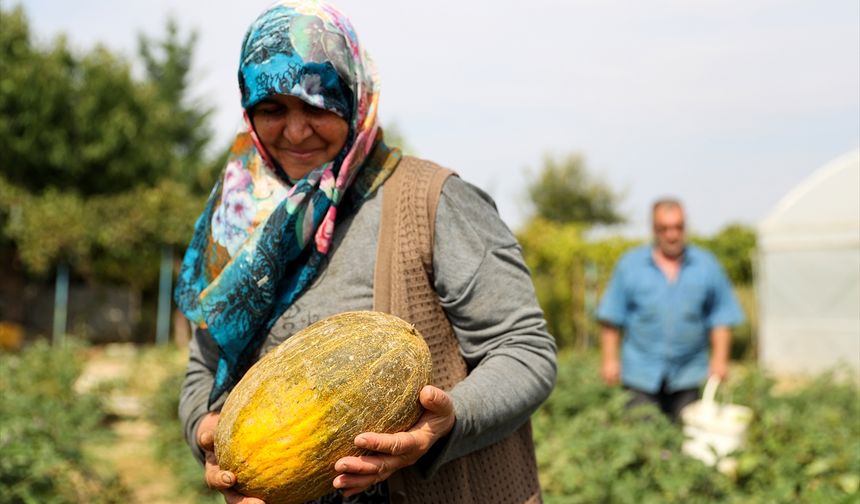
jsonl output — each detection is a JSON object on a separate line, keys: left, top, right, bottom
{"left": 90, "top": 419, "right": 190, "bottom": 504}
{"left": 79, "top": 344, "right": 196, "bottom": 504}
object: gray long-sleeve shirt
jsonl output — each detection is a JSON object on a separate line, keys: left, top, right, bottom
{"left": 179, "top": 175, "right": 557, "bottom": 474}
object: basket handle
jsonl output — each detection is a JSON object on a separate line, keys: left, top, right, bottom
{"left": 702, "top": 375, "right": 722, "bottom": 407}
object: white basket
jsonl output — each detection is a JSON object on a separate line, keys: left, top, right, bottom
{"left": 680, "top": 376, "right": 753, "bottom": 472}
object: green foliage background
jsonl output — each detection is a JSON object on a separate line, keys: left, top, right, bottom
{"left": 516, "top": 218, "right": 639, "bottom": 349}
{"left": 535, "top": 352, "right": 860, "bottom": 503}
{"left": 0, "top": 342, "right": 131, "bottom": 503}
{"left": 526, "top": 154, "right": 626, "bottom": 226}
{"left": 0, "top": 6, "right": 217, "bottom": 285}
{"left": 136, "top": 347, "right": 860, "bottom": 503}
{"left": 690, "top": 224, "right": 757, "bottom": 285}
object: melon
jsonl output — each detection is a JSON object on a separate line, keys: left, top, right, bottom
{"left": 214, "top": 310, "right": 432, "bottom": 504}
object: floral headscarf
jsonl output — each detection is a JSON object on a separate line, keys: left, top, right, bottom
{"left": 175, "top": 0, "right": 400, "bottom": 405}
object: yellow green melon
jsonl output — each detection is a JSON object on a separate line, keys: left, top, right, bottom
{"left": 214, "top": 310, "right": 432, "bottom": 504}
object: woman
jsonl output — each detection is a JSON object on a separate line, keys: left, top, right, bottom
{"left": 176, "top": 2, "right": 556, "bottom": 503}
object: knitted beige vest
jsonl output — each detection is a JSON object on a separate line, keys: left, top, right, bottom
{"left": 373, "top": 156, "right": 542, "bottom": 504}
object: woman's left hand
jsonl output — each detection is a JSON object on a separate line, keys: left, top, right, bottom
{"left": 332, "top": 385, "right": 455, "bottom": 497}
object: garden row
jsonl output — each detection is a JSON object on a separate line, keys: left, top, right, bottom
{"left": 2, "top": 342, "right": 856, "bottom": 503}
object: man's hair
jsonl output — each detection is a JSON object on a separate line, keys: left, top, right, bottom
{"left": 651, "top": 197, "right": 684, "bottom": 216}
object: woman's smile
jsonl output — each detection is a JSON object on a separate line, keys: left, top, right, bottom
{"left": 279, "top": 146, "right": 325, "bottom": 160}
{"left": 251, "top": 94, "right": 349, "bottom": 180}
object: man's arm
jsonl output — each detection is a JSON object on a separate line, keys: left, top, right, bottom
{"left": 600, "top": 323, "right": 622, "bottom": 385}
{"left": 709, "top": 325, "right": 731, "bottom": 380}
{"left": 595, "top": 252, "right": 629, "bottom": 387}
{"left": 704, "top": 252, "right": 744, "bottom": 382}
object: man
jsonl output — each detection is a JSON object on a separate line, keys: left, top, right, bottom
{"left": 596, "top": 198, "right": 744, "bottom": 421}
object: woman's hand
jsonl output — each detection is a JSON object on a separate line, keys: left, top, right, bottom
{"left": 196, "top": 412, "right": 266, "bottom": 504}
{"left": 332, "top": 385, "right": 456, "bottom": 497}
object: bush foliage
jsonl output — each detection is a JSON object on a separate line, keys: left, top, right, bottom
{"left": 690, "top": 224, "right": 757, "bottom": 285}
{"left": 1, "top": 177, "right": 203, "bottom": 283}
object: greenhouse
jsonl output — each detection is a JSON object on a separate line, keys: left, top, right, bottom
{"left": 757, "top": 150, "right": 860, "bottom": 378}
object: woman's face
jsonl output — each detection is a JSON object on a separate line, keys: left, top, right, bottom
{"left": 251, "top": 94, "right": 350, "bottom": 180}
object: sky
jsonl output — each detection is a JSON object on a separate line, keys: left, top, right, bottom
{"left": 13, "top": 0, "right": 860, "bottom": 237}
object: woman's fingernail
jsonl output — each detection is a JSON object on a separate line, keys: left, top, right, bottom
{"left": 355, "top": 436, "right": 368, "bottom": 447}
{"left": 220, "top": 472, "right": 233, "bottom": 485}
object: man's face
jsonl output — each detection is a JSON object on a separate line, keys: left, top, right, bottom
{"left": 653, "top": 206, "right": 686, "bottom": 259}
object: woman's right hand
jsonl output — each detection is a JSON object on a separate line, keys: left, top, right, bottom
{"left": 197, "top": 412, "right": 266, "bottom": 504}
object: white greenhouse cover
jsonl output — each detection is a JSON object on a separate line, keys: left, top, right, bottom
{"left": 757, "top": 150, "right": 860, "bottom": 378}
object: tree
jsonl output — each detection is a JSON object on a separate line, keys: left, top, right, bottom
{"left": 0, "top": 6, "right": 211, "bottom": 282}
{"left": 0, "top": 8, "right": 183, "bottom": 196}
{"left": 138, "top": 18, "right": 214, "bottom": 191}
{"left": 1, "top": 6, "right": 76, "bottom": 193}
{"left": 519, "top": 153, "right": 626, "bottom": 349}
{"left": 526, "top": 154, "right": 625, "bottom": 226}
{"left": 517, "top": 217, "right": 640, "bottom": 349}
{"left": 691, "top": 223, "right": 757, "bottom": 285}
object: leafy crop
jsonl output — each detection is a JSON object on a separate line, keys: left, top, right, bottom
{"left": 4, "top": 342, "right": 856, "bottom": 503}
{"left": 0, "top": 342, "right": 130, "bottom": 503}
{"left": 534, "top": 352, "right": 860, "bottom": 503}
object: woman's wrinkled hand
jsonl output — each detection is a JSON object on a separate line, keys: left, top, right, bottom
{"left": 332, "top": 385, "right": 456, "bottom": 497}
{"left": 197, "top": 412, "right": 266, "bottom": 504}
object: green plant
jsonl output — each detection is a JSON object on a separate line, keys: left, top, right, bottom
{"left": 526, "top": 153, "right": 626, "bottom": 226}
{"left": 690, "top": 224, "right": 757, "bottom": 286}
{"left": 534, "top": 352, "right": 860, "bottom": 503}
{"left": 0, "top": 6, "right": 216, "bottom": 287}
{"left": 516, "top": 218, "right": 640, "bottom": 349}
{"left": 0, "top": 341, "right": 130, "bottom": 503}
{"left": 729, "top": 369, "right": 860, "bottom": 502}
{"left": 731, "top": 286, "right": 757, "bottom": 361}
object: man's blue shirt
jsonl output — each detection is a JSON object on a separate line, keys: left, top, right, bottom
{"left": 596, "top": 244, "right": 745, "bottom": 393}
